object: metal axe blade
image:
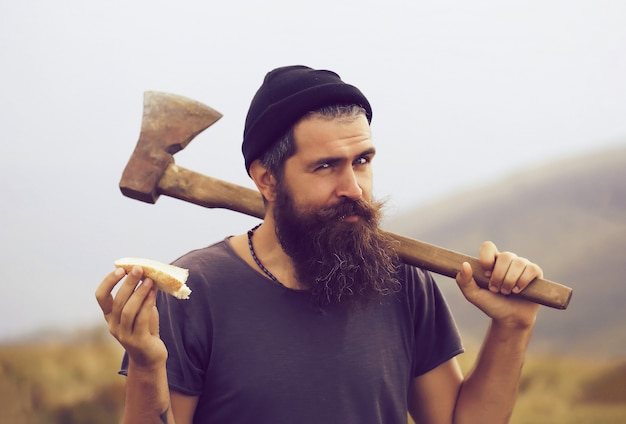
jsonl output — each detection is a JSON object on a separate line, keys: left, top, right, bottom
{"left": 119, "top": 91, "right": 223, "bottom": 204}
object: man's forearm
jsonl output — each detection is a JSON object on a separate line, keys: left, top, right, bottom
{"left": 454, "top": 320, "right": 535, "bottom": 424}
{"left": 123, "top": 360, "right": 174, "bottom": 424}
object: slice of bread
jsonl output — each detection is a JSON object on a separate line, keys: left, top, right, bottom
{"left": 114, "top": 257, "right": 191, "bottom": 299}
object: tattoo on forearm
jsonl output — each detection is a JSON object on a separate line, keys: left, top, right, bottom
{"left": 160, "top": 407, "right": 170, "bottom": 424}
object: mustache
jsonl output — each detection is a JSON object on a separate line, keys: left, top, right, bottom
{"left": 314, "top": 198, "right": 377, "bottom": 222}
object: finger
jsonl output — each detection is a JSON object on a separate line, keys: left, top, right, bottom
{"left": 95, "top": 267, "right": 127, "bottom": 316}
{"left": 455, "top": 262, "right": 481, "bottom": 302}
{"left": 455, "top": 261, "right": 473, "bottom": 286}
{"left": 499, "top": 257, "right": 528, "bottom": 295}
{"left": 488, "top": 251, "right": 516, "bottom": 293}
{"left": 110, "top": 266, "right": 144, "bottom": 322}
{"left": 513, "top": 262, "right": 543, "bottom": 293}
{"left": 133, "top": 285, "right": 159, "bottom": 337}
{"left": 118, "top": 277, "right": 155, "bottom": 334}
{"left": 478, "top": 241, "right": 498, "bottom": 278}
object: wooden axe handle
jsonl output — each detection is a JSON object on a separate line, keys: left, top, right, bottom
{"left": 390, "top": 233, "right": 572, "bottom": 309}
{"left": 156, "top": 163, "right": 572, "bottom": 310}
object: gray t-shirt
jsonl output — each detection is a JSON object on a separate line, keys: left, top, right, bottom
{"left": 121, "top": 239, "right": 463, "bottom": 423}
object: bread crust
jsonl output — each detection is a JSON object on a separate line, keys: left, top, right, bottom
{"left": 114, "top": 257, "right": 191, "bottom": 299}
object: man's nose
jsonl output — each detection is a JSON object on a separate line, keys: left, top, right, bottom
{"left": 336, "top": 168, "right": 363, "bottom": 200}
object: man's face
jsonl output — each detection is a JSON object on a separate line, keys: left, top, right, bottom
{"left": 270, "top": 113, "right": 400, "bottom": 306}
{"left": 279, "top": 113, "right": 375, "bottom": 218}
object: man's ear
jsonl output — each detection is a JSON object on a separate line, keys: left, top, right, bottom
{"left": 249, "top": 159, "right": 277, "bottom": 202}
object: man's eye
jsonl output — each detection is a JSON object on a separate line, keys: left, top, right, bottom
{"left": 315, "top": 163, "right": 331, "bottom": 171}
{"left": 354, "top": 157, "right": 369, "bottom": 165}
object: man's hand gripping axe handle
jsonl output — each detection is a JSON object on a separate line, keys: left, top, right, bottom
{"left": 120, "top": 91, "right": 573, "bottom": 310}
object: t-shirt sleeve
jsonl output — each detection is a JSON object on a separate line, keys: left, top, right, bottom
{"left": 117, "top": 287, "right": 211, "bottom": 396}
{"left": 118, "top": 248, "right": 215, "bottom": 392}
{"left": 405, "top": 266, "right": 464, "bottom": 377}
{"left": 158, "top": 252, "right": 218, "bottom": 395}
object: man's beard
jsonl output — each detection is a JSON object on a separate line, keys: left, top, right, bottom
{"left": 273, "top": 183, "right": 401, "bottom": 307}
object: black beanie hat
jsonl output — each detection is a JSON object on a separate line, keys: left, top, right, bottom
{"left": 242, "top": 65, "right": 373, "bottom": 173}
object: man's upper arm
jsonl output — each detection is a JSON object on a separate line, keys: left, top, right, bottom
{"left": 408, "top": 358, "right": 463, "bottom": 424}
{"left": 170, "top": 390, "right": 199, "bottom": 424}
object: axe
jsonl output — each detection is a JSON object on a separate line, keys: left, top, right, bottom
{"left": 120, "top": 91, "right": 573, "bottom": 310}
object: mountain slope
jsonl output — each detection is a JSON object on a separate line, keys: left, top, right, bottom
{"left": 385, "top": 145, "right": 626, "bottom": 357}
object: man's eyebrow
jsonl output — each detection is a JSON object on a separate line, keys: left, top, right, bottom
{"left": 359, "top": 147, "right": 377, "bottom": 158}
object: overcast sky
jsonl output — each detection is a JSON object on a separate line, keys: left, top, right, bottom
{"left": 1, "top": 0, "right": 625, "bottom": 341}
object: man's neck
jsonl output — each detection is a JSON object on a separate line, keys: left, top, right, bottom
{"left": 230, "top": 220, "right": 303, "bottom": 290}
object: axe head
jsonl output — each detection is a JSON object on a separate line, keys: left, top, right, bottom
{"left": 119, "top": 91, "right": 222, "bottom": 203}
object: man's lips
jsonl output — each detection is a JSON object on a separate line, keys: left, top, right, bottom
{"left": 339, "top": 214, "right": 360, "bottom": 223}
{"left": 319, "top": 199, "right": 371, "bottom": 223}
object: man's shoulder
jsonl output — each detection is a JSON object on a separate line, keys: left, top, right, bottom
{"left": 396, "top": 264, "right": 446, "bottom": 306}
{"left": 168, "top": 238, "right": 245, "bottom": 279}
{"left": 172, "top": 238, "right": 232, "bottom": 264}
{"left": 157, "top": 238, "right": 253, "bottom": 300}
{"left": 398, "top": 264, "right": 437, "bottom": 290}
{"left": 170, "top": 237, "right": 258, "bottom": 285}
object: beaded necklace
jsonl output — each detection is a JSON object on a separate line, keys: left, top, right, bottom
{"left": 247, "top": 224, "right": 281, "bottom": 284}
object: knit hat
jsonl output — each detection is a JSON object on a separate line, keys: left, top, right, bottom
{"left": 242, "top": 65, "right": 372, "bottom": 173}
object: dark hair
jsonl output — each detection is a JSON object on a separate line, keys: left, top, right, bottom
{"left": 259, "top": 104, "right": 367, "bottom": 183}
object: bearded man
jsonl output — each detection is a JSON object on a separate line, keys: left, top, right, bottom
{"left": 96, "top": 65, "right": 542, "bottom": 424}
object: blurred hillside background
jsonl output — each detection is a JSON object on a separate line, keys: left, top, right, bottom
{"left": 386, "top": 144, "right": 626, "bottom": 359}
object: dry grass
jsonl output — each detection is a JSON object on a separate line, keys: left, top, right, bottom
{"left": 2, "top": 328, "right": 625, "bottom": 424}
{"left": 511, "top": 354, "right": 626, "bottom": 424}
{"left": 0, "top": 327, "right": 125, "bottom": 424}
{"left": 446, "top": 349, "right": 626, "bottom": 424}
